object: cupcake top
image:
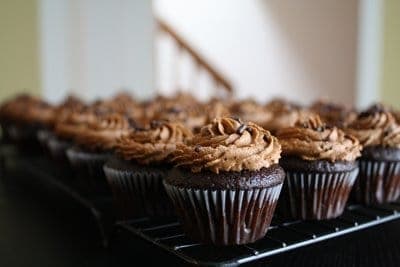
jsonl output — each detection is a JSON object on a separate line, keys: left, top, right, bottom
{"left": 277, "top": 115, "right": 361, "bottom": 162}
{"left": 0, "top": 94, "right": 55, "bottom": 126}
{"left": 152, "top": 105, "right": 206, "bottom": 133}
{"left": 172, "top": 117, "right": 281, "bottom": 173}
{"left": 74, "top": 113, "right": 132, "bottom": 151}
{"left": 203, "top": 100, "right": 231, "bottom": 123}
{"left": 310, "top": 100, "right": 356, "bottom": 127}
{"left": 229, "top": 99, "right": 272, "bottom": 128}
{"left": 56, "top": 96, "right": 86, "bottom": 112}
{"left": 116, "top": 120, "right": 193, "bottom": 165}
{"left": 26, "top": 101, "right": 56, "bottom": 127}
{"left": 0, "top": 94, "right": 34, "bottom": 120}
{"left": 54, "top": 110, "right": 97, "bottom": 140}
{"left": 91, "top": 92, "right": 140, "bottom": 115}
{"left": 392, "top": 109, "right": 400, "bottom": 125}
{"left": 347, "top": 104, "right": 400, "bottom": 148}
{"left": 263, "top": 99, "right": 311, "bottom": 133}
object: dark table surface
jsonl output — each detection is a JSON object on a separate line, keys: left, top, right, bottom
{"left": 2, "top": 158, "right": 400, "bottom": 267}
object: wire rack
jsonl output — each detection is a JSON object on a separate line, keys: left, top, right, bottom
{"left": 116, "top": 201, "right": 400, "bottom": 266}
{"left": 2, "top": 146, "right": 400, "bottom": 266}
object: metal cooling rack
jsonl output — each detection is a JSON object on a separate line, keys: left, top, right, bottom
{"left": 116, "top": 203, "right": 400, "bottom": 266}
{"left": 2, "top": 145, "right": 400, "bottom": 266}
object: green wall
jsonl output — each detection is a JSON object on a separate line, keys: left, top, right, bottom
{"left": 381, "top": 0, "right": 400, "bottom": 108}
{"left": 0, "top": 0, "right": 40, "bottom": 101}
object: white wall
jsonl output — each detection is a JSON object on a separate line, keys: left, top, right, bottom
{"left": 39, "top": 0, "right": 154, "bottom": 103}
{"left": 154, "top": 0, "right": 359, "bottom": 105}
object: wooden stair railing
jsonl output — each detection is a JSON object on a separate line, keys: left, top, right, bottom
{"left": 156, "top": 19, "right": 234, "bottom": 97}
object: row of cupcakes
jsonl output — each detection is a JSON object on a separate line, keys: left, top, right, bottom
{"left": 1, "top": 92, "right": 400, "bottom": 246}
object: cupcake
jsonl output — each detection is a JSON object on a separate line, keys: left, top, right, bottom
{"left": 229, "top": 99, "right": 272, "bottom": 129}
{"left": 103, "top": 120, "right": 193, "bottom": 219}
{"left": 66, "top": 113, "right": 132, "bottom": 195}
{"left": 50, "top": 106, "right": 94, "bottom": 163}
{"left": 310, "top": 100, "right": 357, "bottom": 128}
{"left": 165, "top": 117, "right": 284, "bottom": 245}
{"left": 150, "top": 93, "right": 207, "bottom": 133}
{"left": 276, "top": 115, "right": 361, "bottom": 220}
{"left": 91, "top": 92, "right": 141, "bottom": 118}
{"left": 347, "top": 104, "right": 400, "bottom": 204}
{"left": 0, "top": 94, "right": 33, "bottom": 144}
{"left": 263, "top": 98, "right": 311, "bottom": 134}
{"left": 0, "top": 94, "right": 54, "bottom": 151}
{"left": 393, "top": 110, "right": 400, "bottom": 125}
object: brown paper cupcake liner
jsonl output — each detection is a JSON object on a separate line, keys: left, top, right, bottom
{"left": 36, "top": 129, "right": 52, "bottom": 154}
{"left": 103, "top": 161, "right": 174, "bottom": 219}
{"left": 7, "top": 123, "right": 37, "bottom": 142}
{"left": 0, "top": 123, "right": 12, "bottom": 144}
{"left": 278, "top": 168, "right": 358, "bottom": 220}
{"left": 66, "top": 147, "right": 111, "bottom": 195}
{"left": 164, "top": 183, "right": 283, "bottom": 245}
{"left": 4, "top": 123, "right": 41, "bottom": 153}
{"left": 47, "top": 135, "right": 72, "bottom": 163}
{"left": 352, "top": 159, "right": 400, "bottom": 205}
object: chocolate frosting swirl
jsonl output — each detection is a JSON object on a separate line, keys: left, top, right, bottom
{"left": 310, "top": 100, "right": 357, "bottom": 127}
{"left": 277, "top": 116, "right": 361, "bottom": 162}
{"left": 0, "top": 94, "right": 55, "bottom": 126}
{"left": 229, "top": 99, "right": 272, "bottom": 127}
{"left": 263, "top": 99, "right": 312, "bottom": 133}
{"left": 116, "top": 121, "right": 193, "bottom": 165}
{"left": 74, "top": 113, "right": 132, "bottom": 151}
{"left": 54, "top": 111, "right": 97, "bottom": 140}
{"left": 172, "top": 117, "right": 281, "bottom": 173}
{"left": 347, "top": 104, "right": 400, "bottom": 148}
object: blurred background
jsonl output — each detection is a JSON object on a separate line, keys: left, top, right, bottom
{"left": 0, "top": 0, "right": 399, "bottom": 108}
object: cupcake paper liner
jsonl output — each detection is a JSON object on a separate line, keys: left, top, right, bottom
{"left": 7, "top": 123, "right": 36, "bottom": 142}
{"left": 278, "top": 168, "right": 358, "bottom": 220}
{"left": 66, "top": 147, "right": 111, "bottom": 195}
{"left": 352, "top": 159, "right": 400, "bottom": 205}
{"left": 103, "top": 161, "right": 174, "bottom": 219}
{"left": 0, "top": 123, "right": 12, "bottom": 144}
{"left": 36, "top": 129, "right": 52, "bottom": 154}
{"left": 4, "top": 123, "right": 41, "bottom": 153}
{"left": 47, "top": 135, "right": 72, "bottom": 163}
{"left": 164, "top": 183, "right": 283, "bottom": 245}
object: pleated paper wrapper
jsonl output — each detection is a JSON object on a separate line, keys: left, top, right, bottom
{"left": 164, "top": 182, "right": 282, "bottom": 245}
{"left": 47, "top": 135, "right": 71, "bottom": 163}
{"left": 66, "top": 147, "right": 111, "bottom": 195}
{"left": 352, "top": 159, "right": 400, "bottom": 205}
{"left": 104, "top": 163, "right": 174, "bottom": 219}
{"left": 278, "top": 168, "right": 359, "bottom": 220}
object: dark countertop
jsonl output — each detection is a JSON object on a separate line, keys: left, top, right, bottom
{"left": 1, "top": 160, "right": 400, "bottom": 267}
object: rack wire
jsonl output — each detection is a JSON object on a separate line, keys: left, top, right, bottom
{"left": 116, "top": 200, "right": 400, "bottom": 266}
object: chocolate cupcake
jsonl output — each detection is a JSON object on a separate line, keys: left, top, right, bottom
{"left": 310, "top": 100, "right": 357, "bottom": 128}
{"left": 165, "top": 117, "right": 284, "bottom": 245}
{"left": 150, "top": 93, "right": 207, "bottom": 133}
{"left": 229, "top": 99, "right": 272, "bottom": 129}
{"left": 50, "top": 106, "right": 94, "bottom": 163}
{"left": 0, "top": 94, "right": 54, "bottom": 151}
{"left": 263, "top": 98, "right": 312, "bottom": 134}
{"left": 277, "top": 116, "right": 361, "bottom": 220}
{"left": 103, "top": 120, "right": 193, "bottom": 219}
{"left": 347, "top": 104, "right": 400, "bottom": 204}
{"left": 66, "top": 113, "right": 132, "bottom": 195}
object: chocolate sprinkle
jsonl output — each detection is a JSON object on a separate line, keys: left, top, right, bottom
{"left": 237, "top": 123, "right": 247, "bottom": 134}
